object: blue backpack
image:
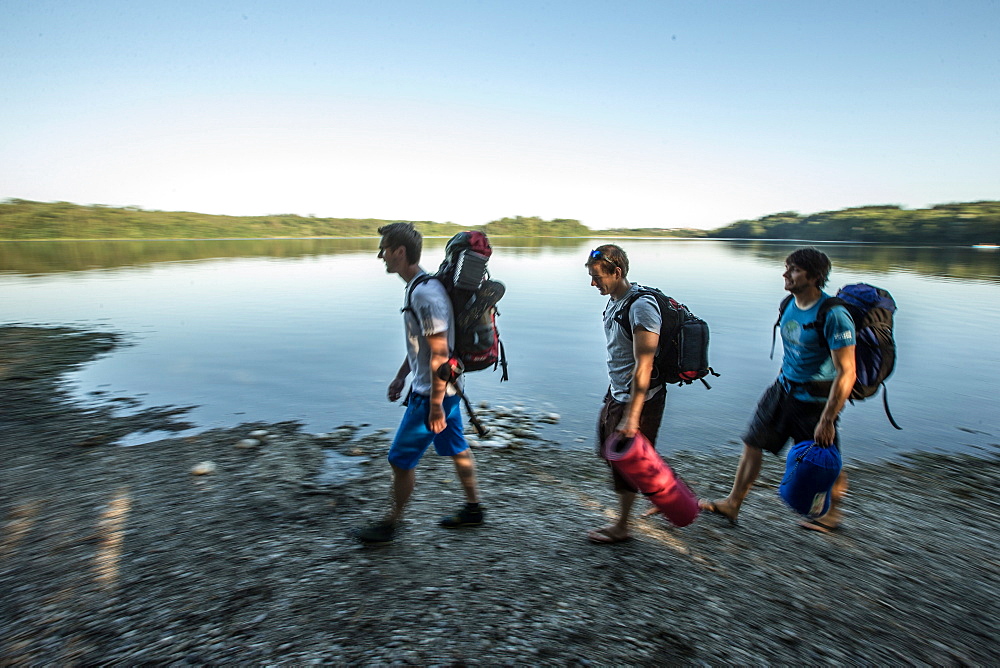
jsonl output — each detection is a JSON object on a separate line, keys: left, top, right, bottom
{"left": 778, "top": 440, "right": 842, "bottom": 518}
{"left": 773, "top": 283, "right": 900, "bottom": 429}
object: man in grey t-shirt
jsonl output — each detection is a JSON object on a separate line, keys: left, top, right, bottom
{"left": 585, "top": 244, "right": 665, "bottom": 544}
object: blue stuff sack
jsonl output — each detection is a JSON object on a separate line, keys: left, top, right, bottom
{"left": 778, "top": 440, "right": 842, "bottom": 518}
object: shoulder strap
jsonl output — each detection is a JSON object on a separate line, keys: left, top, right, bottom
{"left": 611, "top": 287, "right": 660, "bottom": 341}
{"left": 770, "top": 295, "right": 794, "bottom": 359}
{"left": 809, "top": 296, "right": 846, "bottom": 330}
{"left": 807, "top": 296, "right": 848, "bottom": 351}
{"left": 770, "top": 294, "right": 848, "bottom": 357}
{"left": 401, "top": 273, "right": 435, "bottom": 315}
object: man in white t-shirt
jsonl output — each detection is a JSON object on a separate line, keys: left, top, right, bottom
{"left": 356, "top": 223, "right": 483, "bottom": 545}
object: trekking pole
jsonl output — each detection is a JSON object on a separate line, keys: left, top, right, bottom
{"left": 435, "top": 359, "right": 490, "bottom": 438}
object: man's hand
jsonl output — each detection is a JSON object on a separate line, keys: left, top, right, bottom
{"left": 615, "top": 414, "right": 640, "bottom": 438}
{"left": 428, "top": 402, "right": 446, "bottom": 433}
{"left": 814, "top": 416, "right": 836, "bottom": 447}
{"left": 387, "top": 376, "right": 406, "bottom": 402}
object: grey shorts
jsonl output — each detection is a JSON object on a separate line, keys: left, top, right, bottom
{"left": 743, "top": 381, "right": 839, "bottom": 455}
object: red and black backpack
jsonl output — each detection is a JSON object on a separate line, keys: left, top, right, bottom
{"left": 404, "top": 230, "right": 508, "bottom": 381}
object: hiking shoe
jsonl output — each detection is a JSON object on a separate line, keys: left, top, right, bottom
{"left": 355, "top": 521, "right": 397, "bottom": 545}
{"left": 440, "top": 504, "right": 485, "bottom": 528}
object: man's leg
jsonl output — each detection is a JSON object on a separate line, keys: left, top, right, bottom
{"left": 450, "top": 448, "right": 479, "bottom": 503}
{"left": 357, "top": 397, "right": 431, "bottom": 543}
{"left": 440, "top": 449, "right": 484, "bottom": 528}
{"left": 388, "top": 464, "right": 416, "bottom": 524}
{"left": 612, "top": 490, "right": 637, "bottom": 535}
{"left": 699, "top": 442, "right": 763, "bottom": 524}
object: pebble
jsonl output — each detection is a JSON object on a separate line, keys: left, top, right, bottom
{"left": 190, "top": 461, "right": 217, "bottom": 475}
{"left": 235, "top": 438, "right": 260, "bottom": 449}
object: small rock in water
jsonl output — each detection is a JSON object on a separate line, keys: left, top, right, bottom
{"left": 248, "top": 430, "right": 269, "bottom": 438}
{"left": 478, "top": 400, "right": 490, "bottom": 409}
{"left": 191, "top": 461, "right": 217, "bottom": 475}
{"left": 235, "top": 438, "right": 260, "bottom": 449}
{"left": 540, "top": 413, "right": 560, "bottom": 424}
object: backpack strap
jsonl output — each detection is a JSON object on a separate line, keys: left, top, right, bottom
{"left": 609, "top": 286, "right": 666, "bottom": 341}
{"left": 770, "top": 295, "right": 847, "bottom": 358}
{"left": 498, "top": 338, "right": 509, "bottom": 382}
{"left": 880, "top": 383, "right": 903, "bottom": 430}
{"left": 808, "top": 295, "right": 846, "bottom": 332}
{"left": 609, "top": 293, "right": 641, "bottom": 341}
{"left": 770, "top": 295, "right": 794, "bottom": 359}
{"left": 401, "top": 273, "right": 435, "bottom": 317}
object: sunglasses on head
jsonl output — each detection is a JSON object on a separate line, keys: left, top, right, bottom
{"left": 590, "top": 248, "right": 619, "bottom": 270}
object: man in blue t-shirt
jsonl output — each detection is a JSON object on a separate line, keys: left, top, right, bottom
{"left": 700, "top": 248, "right": 856, "bottom": 532}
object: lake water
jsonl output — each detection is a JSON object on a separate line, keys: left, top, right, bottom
{"left": 3, "top": 237, "right": 999, "bottom": 462}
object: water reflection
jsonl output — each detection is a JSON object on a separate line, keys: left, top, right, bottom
{"left": 3, "top": 237, "right": 996, "bottom": 283}
{"left": 0, "top": 238, "right": 388, "bottom": 274}
{"left": 720, "top": 240, "right": 1000, "bottom": 283}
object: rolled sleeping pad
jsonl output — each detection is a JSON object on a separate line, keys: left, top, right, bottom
{"left": 778, "top": 440, "right": 842, "bottom": 518}
{"left": 602, "top": 431, "right": 699, "bottom": 527}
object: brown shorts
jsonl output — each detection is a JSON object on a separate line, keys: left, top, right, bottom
{"left": 596, "top": 387, "right": 667, "bottom": 493}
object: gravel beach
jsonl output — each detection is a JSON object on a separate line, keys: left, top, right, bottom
{"left": 1, "top": 325, "right": 997, "bottom": 665}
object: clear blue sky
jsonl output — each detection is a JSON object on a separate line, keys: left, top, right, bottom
{"left": 2, "top": 0, "right": 997, "bottom": 229}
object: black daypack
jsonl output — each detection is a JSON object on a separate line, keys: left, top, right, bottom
{"left": 613, "top": 285, "right": 719, "bottom": 389}
{"left": 772, "top": 283, "right": 900, "bottom": 429}
{"left": 404, "top": 230, "right": 509, "bottom": 381}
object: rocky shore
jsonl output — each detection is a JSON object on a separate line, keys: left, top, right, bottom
{"left": 1, "top": 326, "right": 997, "bottom": 665}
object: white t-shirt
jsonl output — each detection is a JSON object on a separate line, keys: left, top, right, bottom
{"left": 403, "top": 272, "right": 459, "bottom": 396}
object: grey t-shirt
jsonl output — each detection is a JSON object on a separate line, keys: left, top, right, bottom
{"left": 403, "top": 272, "right": 459, "bottom": 396}
{"left": 603, "top": 284, "right": 663, "bottom": 402}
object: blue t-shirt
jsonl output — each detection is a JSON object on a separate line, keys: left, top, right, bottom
{"left": 779, "top": 293, "right": 856, "bottom": 402}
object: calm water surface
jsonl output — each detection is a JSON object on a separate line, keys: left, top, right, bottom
{"left": 3, "top": 238, "right": 998, "bottom": 462}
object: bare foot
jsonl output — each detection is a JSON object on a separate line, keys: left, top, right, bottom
{"left": 698, "top": 498, "right": 738, "bottom": 526}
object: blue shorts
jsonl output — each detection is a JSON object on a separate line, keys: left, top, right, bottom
{"left": 388, "top": 393, "right": 469, "bottom": 470}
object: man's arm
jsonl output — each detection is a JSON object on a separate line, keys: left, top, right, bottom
{"left": 815, "top": 344, "right": 856, "bottom": 446}
{"left": 387, "top": 359, "right": 410, "bottom": 402}
{"left": 617, "top": 327, "right": 659, "bottom": 437}
{"left": 426, "top": 332, "right": 450, "bottom": 433}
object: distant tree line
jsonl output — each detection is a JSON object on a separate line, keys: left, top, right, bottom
{"left": 707, "top": 201, "right": 1000, "bottom": 244}
{"left": 0, "top": 199, "right": 463, "bottom": 240}
{"left": 2, "top": 198, "right": 998, "bottom": 244}
{"left": 480, "top": 215, "right": 590, "bottom": 237}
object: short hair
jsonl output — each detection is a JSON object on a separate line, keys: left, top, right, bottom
{"left": 377, "top": 222, "right": 422, "bottom": 264}
{"left": 585, "top": 244, "right": 629, "bottom": 277}
{"left": 785, "top": 247, "right": 831, "bottom": 289}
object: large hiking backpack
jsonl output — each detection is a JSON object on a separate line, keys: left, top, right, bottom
{"left": 773, "top": 283, "right": 900, "bottom": 429}
{"left": 404, "top": 230, "right": 509, "bottom": 381}
{"left": 612, "top": 285, "right": 719, "bottom": 389}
